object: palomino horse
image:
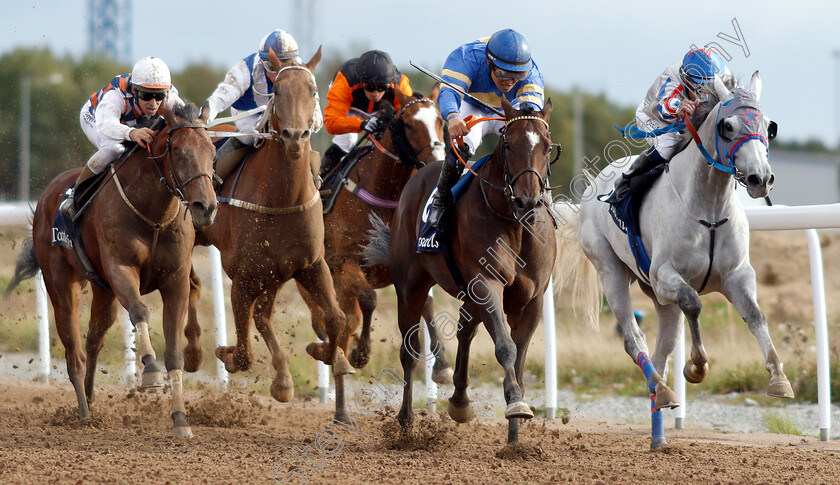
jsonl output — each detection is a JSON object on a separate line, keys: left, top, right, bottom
{"left": 366, "top": 98, "right": 557, "bottom": 444}
{"left": 296, "top": 85, "right": 455, "bottom": 409}
{"left": 556, "top": 72, "right": 792, "bottom": 449}
{"left": 6, "top": 103, "right": 217, "bottom": 438}
{"left": 193, "top": 47, "right": 354, "bottom": 422}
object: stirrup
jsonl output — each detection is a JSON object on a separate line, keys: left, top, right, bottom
{"left": 59, "top": 193, "right": 77, "bottom": 220}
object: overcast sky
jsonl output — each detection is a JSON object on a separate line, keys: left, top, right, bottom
{"left": 4, "top": 0, "right": 840, "bottom": 146}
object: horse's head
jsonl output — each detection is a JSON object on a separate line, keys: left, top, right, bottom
{"left": 499, "top": 97, "right": 555, "bottom": 220}
{"left": 159, "top": 102, "right": 217, "bottom": 227}
{"left": 388, "top": 84, "right": 446, "bottom": 167}
{"left": 710, "top": 71, "right": 777, "bottom": 198}
{"left": 265, "top": 46, "right": 322, "bottom": 160}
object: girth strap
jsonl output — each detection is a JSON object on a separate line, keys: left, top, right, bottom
{"left": 218, "top": 189, "right": 320, "bottom": 215}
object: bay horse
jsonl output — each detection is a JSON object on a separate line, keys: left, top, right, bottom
{"left": 365, "top": 97, "right": 557, "bottom": 444}
{"left": 556, "top": 72, "right": 793, "bottom": 449}
{"left": 295, "top": 85, "right": 455, "bottom": 417}
{"left": 192, "top": 47, "right": 354, "bottom": 422}
{"left": 6, "top": 102, "right": 217, "bottom": 438}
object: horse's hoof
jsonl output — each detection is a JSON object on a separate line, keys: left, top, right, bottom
{"left": 683, "top": 361, "right": 710, "bottom": 384}
{"left": 348, "top": 347, "right": 370, "bottom": 369}
{"left": 505, "top": 400, "right": 534, "bottom": 420}
{"left": 432, "top": 366, "right": 454, "bottom": 385}
{"left": 332, "top": 349, "right": 356, "bottom": 376}
{"left": 140, "top": 370, "right": 164, "bottom": 389}
{"left": 447, "top": 398, "right": 475, "bottom": 423}
{"left": 650, "top": 436, "right": 669, "bottom": 450}
{"left": 270, "top": 379, "right": 294, "bottom": 402}
{"left": 305, "top": 342, "right": 325, "bottom": 362}
{"left": 768, "top": 378, "right": 795, "bottom": 399}
{"left": 172, "top": 426, "right": 193, "bottom": 439}
{"left": 654, "top": 382, "right": 680, "bottom": 410}
{"left": 183, "top": 345, "right": 202, "bottom": 373}
{"left": 334, "top": 410, "right": 352, "bottom": 425}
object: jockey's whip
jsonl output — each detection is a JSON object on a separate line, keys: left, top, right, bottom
{"left": 410, "top": 61, "right": 505, "bottom": 117}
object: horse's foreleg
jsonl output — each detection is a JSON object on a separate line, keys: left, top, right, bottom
{"left": 84, "top": 286, "right": 119, "bottom": 403}
{"left": 448, "top": 306, "right": 479, "bottom": 423}
{"left": 215, "top": 276, "right": 256, "bottom": 373}
{"left": 723, "top": 269, "right": 794, "bottom": 399}
{"left": 109, "top": 268, "right": 164, "bottom": 388}
{"left": 251, "top": 286, "right": 295, "bottom": 403}
{"left": 655, "top": 263, "right": 709, "bottom": 384}
{"left": 296, "top": 258, "right": 353, "bottom": 376}
{"left": 396, "top": 286, "right": 430, "bottom": 430}
{"left": 160, "top": 277, "right": 192, "bottom": 438}
{"left": 183, "top": 267, "right": 202, "bottom": 372}
{"left": 505, "top": 295, "right": 542, "bottom": 444}
{"left": 422, "top": 295, "right": 453, "bottom": 385}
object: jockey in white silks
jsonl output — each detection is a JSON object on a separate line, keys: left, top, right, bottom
{"left": 60, "top": 56, "right": 184, "bottom": 219}
{"left": 610, "top": 47, "right": 732, "bottom": 201}
{"left": 204, "top": 29, "right": 323, "bottom": 183}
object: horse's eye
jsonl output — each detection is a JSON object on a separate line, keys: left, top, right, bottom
{"left": 725, "top": 122, "right": 733, "bottom": 131}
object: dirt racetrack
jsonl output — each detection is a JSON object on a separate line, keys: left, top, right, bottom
{"left": 1, "top": 380, "right": 839, "bottom": 484}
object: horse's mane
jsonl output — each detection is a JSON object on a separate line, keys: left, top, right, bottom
{"left": 173, "top": 102, "right": 202, "bottom": 123}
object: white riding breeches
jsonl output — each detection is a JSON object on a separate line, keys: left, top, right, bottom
{"left": 457, "top": 102, "right": 506, "bottom": 157}
{"left": 80, "top": 103, "right": 126, "bottom": 174}
{"left": 635, "top": 104, "right": 681, "bottom": 161}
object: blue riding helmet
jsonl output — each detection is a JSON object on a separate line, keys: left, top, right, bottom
{"left": 258, "top": 29, "right": 300, "bottom": 61}
{"left": 680, "top": 49, "right": 716, "bottom": 89}
{"left": 707, "top": 47, "right": 727, "bottom": 77}
{"left": 485, "top": 29, "right": 532, "bottom": 72}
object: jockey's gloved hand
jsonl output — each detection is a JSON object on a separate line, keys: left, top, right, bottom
{"left": 362, "top": 116, "right": 381, "bottom": 135}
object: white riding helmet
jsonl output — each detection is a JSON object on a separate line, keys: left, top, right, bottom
{"left": 258, "top": 29, "right": 301, "bottom": 63}
{"left": 130, "top": 57, "right": 171, "bottom": 92}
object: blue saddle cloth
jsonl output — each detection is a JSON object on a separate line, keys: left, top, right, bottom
{"left": 416, "top": 154, "right": 490, "bottom": 253}
{"left": 605, "top": 165, "right": 666, "bottom": 278}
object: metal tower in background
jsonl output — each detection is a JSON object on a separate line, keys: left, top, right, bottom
{"left": 294, "top": 0, "right": 321, "bottom": 58}
{"left": 87, "top": 0, "right": 132, "bottom": 63}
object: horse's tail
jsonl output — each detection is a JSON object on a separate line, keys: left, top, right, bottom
{"left": 553, "top": 205, "right": 602, "bottom": 330}
{"left": 5, "top": 237, "right": 40, "bottom": 299}
{"left": 360, "top": 212, "right": 391, "bottom": 266}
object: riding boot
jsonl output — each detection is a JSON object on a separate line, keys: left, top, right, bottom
{"left": 213, "top": 138, "right": 249, "bottom": 191}
{"left": 428, "top": 145, "right": 469, "bottom": 229}
{"left": 58, "top": 166, "right": 97, "bottom": 220}
{"left": 609, "top": 148, "right": 666, "bottom": 202}
{"left": 319, "top": 144, "right": 346, "bottom": 177}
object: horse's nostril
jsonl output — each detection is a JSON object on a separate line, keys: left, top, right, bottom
{"left": 768, "top": 173, "right": 775, "bottom": 188}
{"left": 747, "top": 174, "right": 761, "bottom": 186}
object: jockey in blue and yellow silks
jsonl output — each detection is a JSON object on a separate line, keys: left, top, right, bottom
{"left": 428, "top": 29, "right": 545, "bottom": 229}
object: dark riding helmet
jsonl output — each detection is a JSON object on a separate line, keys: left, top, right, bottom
{"left": 355, "top": 50, "right": 398, "bottom": 85}
{"left": 485, "top": 29, "right": 533, "bottom": 72}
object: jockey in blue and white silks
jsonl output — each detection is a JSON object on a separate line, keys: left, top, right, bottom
{"left": 204, "top": 29, "right": 323, "bottom": 181}
{"left": 427, "top": 28, "right": 545, "bottom": 229}
{"left": 610, "top": 47, "right": 728, "bottom": 202}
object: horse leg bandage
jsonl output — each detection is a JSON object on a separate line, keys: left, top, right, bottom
{"left": 636, "top": 352, "right": 657, "bottom": 394}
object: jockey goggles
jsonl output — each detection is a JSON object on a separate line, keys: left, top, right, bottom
{"left": 136, "top": 90, "right": 167, "bottom": 102}
{"left": 364, "top": 84, "right": 388, "bottom": 93}
{"left": 491, "top": 64, "right": 528, "bottom": 81}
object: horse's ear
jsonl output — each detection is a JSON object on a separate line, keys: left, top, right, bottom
{"left": 541, "top": 98, "right": 553, "bottom": 119}
{"left": 428, "top": 83, "right": 440, "bottom": 103}
{"left": 713, "top": 75, "right": 733, "bottom": 103}
{"left": 393, "top": 83, "right": 409, "bottom": 106}
{"left": 305, "top": 45, "right": 323, "bottom": 72}
{"left": 268, "top": 47, "right": 282, "bottom": 71}
{"left": 501, "top": 97, "right": 515, "bottom": 118}
{"left": 749, "top": 70, "right": 762, "bottom": 102}
{"left": 199, "top": 101, "right": 210, "bottom": 124}
{"left": 160, "top": 103, "right": 175, "bottom": 126}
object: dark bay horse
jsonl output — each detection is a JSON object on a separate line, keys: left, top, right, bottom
{"left": 365, "top": 98, "right": 557, "bottom": 443}
{"left": 296, "top": 85, "right": 455, "bottom": 414}
{"left": 6, "top": 103, "right": 217, "bottom": 438}
{"left": 193, "top": 48, "right": 355, "bottom": 422}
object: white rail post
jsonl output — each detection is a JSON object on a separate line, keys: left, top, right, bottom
{"left": 542, "top": 277, "right": 557, "bottom": 420}
{"left": 674, "top": 317, "right": 686, "bottom": 429}
{"left": 209, "top": 245, "right": 229, "bottom": 392}
{"left": 423, "top": 288, "right": 437, "bottom": 411}
{"left": 318, "top": 341, "right": 330, "bottom": 404}
{"left": 806, "top": 229, "right": 831, "bottom": 441}
{"left": 35, "top": 271, "right": 50, "bottom": 383}
{"left": 123, "top": 309, "right": 135, "bottom": 387}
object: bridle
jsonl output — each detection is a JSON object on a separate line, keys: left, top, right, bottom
{"left": 148, "top": 123, "right": 214, "bottom": 205}
{"left": 373, "top": 96, "right": 445, "bottom": 170}
{"left": 258, "top": 64, "right": 318, "bottom": 145}
{"left": 478, "top": 115, "right": 561, "bottom": 221}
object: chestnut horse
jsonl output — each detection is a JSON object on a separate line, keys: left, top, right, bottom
{"left": 365, "top": 98, "right": 558, "bottom": 443}
{"left": 296, "top": 86, "right": 455, "bottom": 415}
{"left": 6, "top": 103, "right": 217, "bottom": 438}
{"left": 193, "top": 48, "right": 354, "bottom": 422}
